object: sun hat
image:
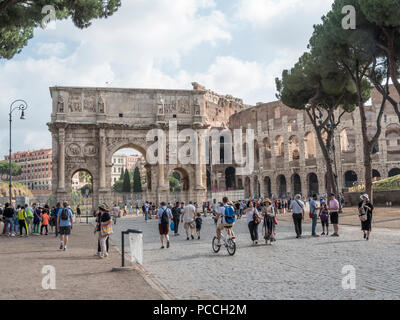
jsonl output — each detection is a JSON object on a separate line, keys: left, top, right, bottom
{"left": 98, "top": 203, "right": 108, "bottom": 211}
{"left": 360, "top": 194, "right": 369, "bottom": 201}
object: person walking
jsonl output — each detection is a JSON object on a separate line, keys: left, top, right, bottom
{"left": 57, "top": 202, "right": 74, "bottom": 251}
{"left": 171, "top": 202, "right": 181, "bottom": 236}
{"left": 76, "top": 205, "right": 82, "bottom": 223}
{"left": 319, "top": 200, "right": 330, "bottom": 236}
{"left": 328, "top": 193, "right": 340, "bottom": 237}
{"left": 261, "top": 199, "right": 276, "bottom": 245}
{"left": 289, "top": 194, "right": 305, "bottom": 239}
{"left": 181, "top": 201, "right": 196, "bottom": 240}
{"left": 358, "top": 194, "right": 373, "bottom": 241}
{"left": 17, "top": 205, "right": 28, "bottom": 237}
{"left": 156, "top": 201, "right": 173, "bottom": 249}
{"left": 195, "top": 211, "right": 202, "bottom": 240}
{"left": 94, "top": 204, "right": 113, "bottom": 258}
{"left": 244, "top": 201, "right": 260, "bottom": 245}
{"left": 211, "top": 199, "right": 219, "bottom": 225}
{"left": 310, "top": 194, "right": 320, "bottom": 237}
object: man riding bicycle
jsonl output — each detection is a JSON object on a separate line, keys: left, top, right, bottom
{"left": 213, "top": 196, "right": 236, "bottom": 246}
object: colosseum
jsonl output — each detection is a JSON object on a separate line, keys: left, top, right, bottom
{"left": 209, "top": 84, "right": 400, "bottom": 199}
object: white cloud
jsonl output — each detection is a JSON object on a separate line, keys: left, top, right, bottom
{"left": 235, "top": 0, "right": 333, "bottom": 27}
{"left": 35, "top": 42, "right": 67, "bottom": 56}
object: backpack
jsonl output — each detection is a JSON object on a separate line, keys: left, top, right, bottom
{"left": 160, "top": 209, "right": 169, "bottom": 226}
{"left": 224, "top": 205, "right": 235, "bottom": 224}
{"left": 61, "top": 208, "right": 69, "bottom": 221}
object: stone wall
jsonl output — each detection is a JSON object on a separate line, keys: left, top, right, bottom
{"left": 344, "top": 190, "right": 400, "bottom": 206}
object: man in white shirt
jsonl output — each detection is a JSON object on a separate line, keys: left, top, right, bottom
{"left": 181, "top": 201, "right": 196, "bottom": 240}
{"left": 289, "top": 194, "right": 305, "bottom": 239}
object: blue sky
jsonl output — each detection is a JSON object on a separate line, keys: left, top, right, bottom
{"left": 0, "top": 0, "right": 333, "bottom": 159}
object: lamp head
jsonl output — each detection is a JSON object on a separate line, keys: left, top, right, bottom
{"left": 20, "top": 110, "right": 25, "bottom": 120}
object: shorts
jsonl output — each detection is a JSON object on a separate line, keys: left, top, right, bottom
{"left": 158, "top": 224, "right": 169, "bottom": 235}
{"left": 321, "top": 219, "right": 329, "bottom": 227}
{"left": 184, "top": 221, "right": 195, "bottom": 231}
{"left": 217, "top": 223, "right": 233, "bottom": 231}
{"left": 59, "top": 226, "right": 71, "bottom": 235}
{"left": 330, "top": 212, "right": 339, "bottom": 224}
{"left": 195, "top": 223, "right": 202, "bottom": 232}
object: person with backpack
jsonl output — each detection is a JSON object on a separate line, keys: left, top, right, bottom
{"left": 195, "top": 211, "right": 202, "bottom": 240}
{"left": 244, "top": 200, "right": 261, "bottom": 245}
{"left": 17, "top": 205, "right": 28, "bottom": 237}
{"left": 156, "top": 201, "right": 173, "bottom": 249}
{"left": 24, "top": 204, "right": 34, "bottom": 235}
{"left": 54, "top": 203, "right": 62, "bottom": 237}
{"left": 214, "top": 197, "right": 236, "bottom": 246}
{"left": 289, "top": 194, "right": 305, "bottom": 239}
{"left": 181, "top": 201, "right": 196, "bottom": 240}
{"left": 57, "top": 202, "right": 74, "bottom": 251}
{"left": 171, "top": 202, "right": 181, "bottom": 236}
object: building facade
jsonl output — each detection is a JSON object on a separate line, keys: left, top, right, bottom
{"left": 4, "top": 149, "right": 53, "bottom": 191}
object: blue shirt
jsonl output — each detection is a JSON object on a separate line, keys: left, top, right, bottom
{"left": 57, "top": 207, "right": 73, "bottom": 227}
{"left": 310, "top": 199, "right": 318, "bottom": 215}
{"left": 156, "top": 206, "right": 172, "bottom": 225}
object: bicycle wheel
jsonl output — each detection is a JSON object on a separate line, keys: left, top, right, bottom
{"left": 212, "top": 237, "right": 221, "bottom": 253}
{"left": 226, "top": 238, "right": 236, "bottom": 256}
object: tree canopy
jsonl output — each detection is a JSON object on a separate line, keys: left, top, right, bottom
{"left": 0, "top": 0, "right": 121, "bottom": 59}
{"left": 0, "top": 161, "right": 22, "bottom": 180}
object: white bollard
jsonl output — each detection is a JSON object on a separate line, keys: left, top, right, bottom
{"left": 128, "top": 232, "right": 143, "bottom": 265}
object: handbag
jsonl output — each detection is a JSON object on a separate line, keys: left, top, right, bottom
{"left": 100, "top": 221, "right": 113, "bottom": 236}
{"left": 170, "top": 220, "right": 175, "bottom": 231}
{"left": 253, "top": 212, "right": 261, "bottom": 225}
{"left": 273, "top": 216, "right": 278, "bottom": 225}
{"left": 359, "top": 214, "right": 367, "bottom": 222}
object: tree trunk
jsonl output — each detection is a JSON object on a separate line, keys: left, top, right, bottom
{"left": 358, "top": 100, "right": 373, "bottom": 201}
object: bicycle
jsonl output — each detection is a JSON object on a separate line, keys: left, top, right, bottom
{"left": 212, "top": 226, "right": 236, "bottom": 256}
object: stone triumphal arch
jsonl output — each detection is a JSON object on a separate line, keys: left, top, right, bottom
{"left": 48, "top": 86, "right": 211, "bottom": 209}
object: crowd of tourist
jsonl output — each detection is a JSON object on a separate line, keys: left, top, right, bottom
{"left": 0, "top": 191, "right": 374, "bottom": 258}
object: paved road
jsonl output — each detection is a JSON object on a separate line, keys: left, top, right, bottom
{"left": 111, "top": 215, "right": 400, "bottom": 300}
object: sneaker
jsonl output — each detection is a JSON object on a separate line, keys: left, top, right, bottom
{"left": 63, "top": 246, "right": 67, "bottom": 251}
{"left": 331, "top": 233, "right": 339, "bottom": 237}
{"left": 59, "top": 244, "right": 64, "bottom": 250}
{"left": 99, "top": 254, "right": 105, "bottom": 259}
{"left": 186, "top": 237, "right": 189, "bottom": 241}
{"left": 161, "top": 246, "right": 165, "bottom": 249}
{"left": 312, "top": 234, "right": 320, "bottom": 237}
{"left": 366, "top": 237, "right": 369, "bottom": 241}
{"left": 191, "top": 235, "right": 194, "bottom": 240}
{"left": 11, "top": 233, "right": 15, "bottom": 237}
{"left": 321, "top": 232, "right": 325, "bottom": 236}
{"left": 167, "top": 241, "right": 170, "bottom": 248}
{"left": 363, "top": 233, "right": 366, "bottom": 239}
{"left": 94, "top": 252, "right": 100, "bottom": 256}
{"left": 198, "top": 236, "right": 200, "bottom": 240}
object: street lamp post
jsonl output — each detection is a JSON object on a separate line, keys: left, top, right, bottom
{"left": 9, "top": 100, "right": 28, "bottom": 205}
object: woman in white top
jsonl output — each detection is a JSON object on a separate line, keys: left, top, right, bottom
{"left": 244, "top": 201, "right": 261, "bottom": 245}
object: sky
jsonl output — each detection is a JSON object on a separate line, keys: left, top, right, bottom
{"left": 0, "top": 0, "right": 334, "bottom": 159}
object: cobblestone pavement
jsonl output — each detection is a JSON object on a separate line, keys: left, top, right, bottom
{"left": 111, "top": 215, "right": 400, "bottom": 300}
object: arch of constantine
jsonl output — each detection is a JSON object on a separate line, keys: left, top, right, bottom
{"left": 48, "top": 83, "right": 400, "bottom": 208}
